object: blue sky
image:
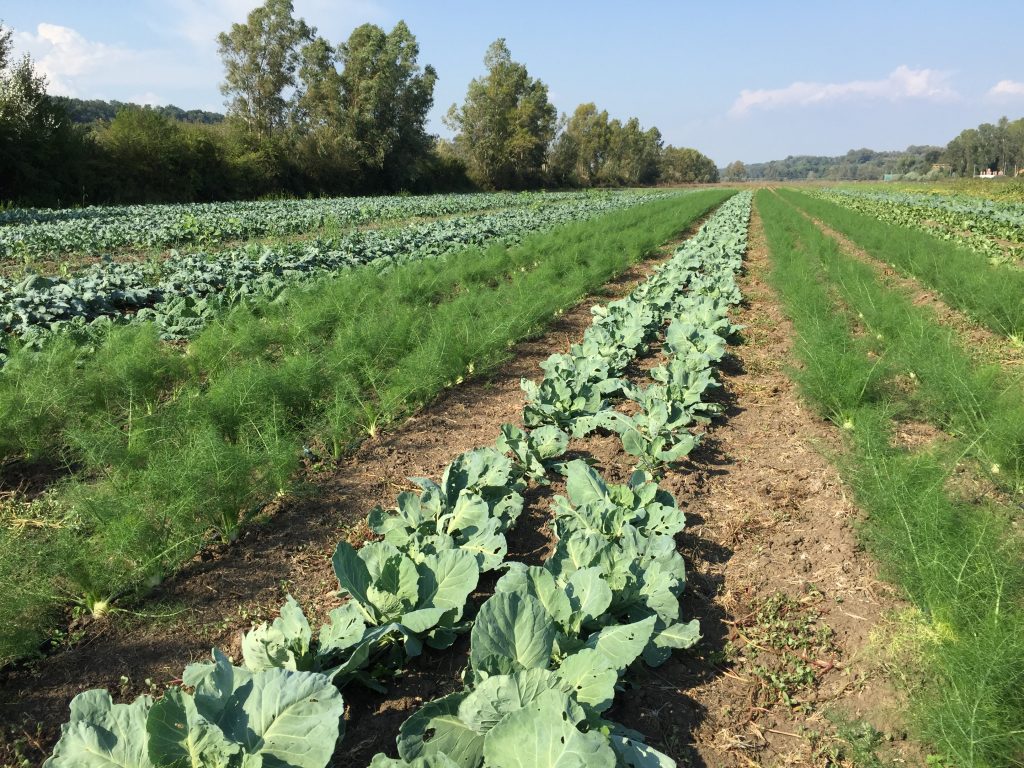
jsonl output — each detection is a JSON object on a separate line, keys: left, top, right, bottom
{"left": 5, "top": 1, "right": 1024, "bottom": 164}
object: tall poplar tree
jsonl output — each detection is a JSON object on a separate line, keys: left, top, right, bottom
{"left": 0, "top": 21, "right": 85, "bottom": 204}
{"left": 337, "top": 21, "right": 437, "bottom": 189}
{"left": 217, "top": 0, "right": 313, "bottom": 139}
{"left": 445, "top": 39, "right": 556, "bottom": 189}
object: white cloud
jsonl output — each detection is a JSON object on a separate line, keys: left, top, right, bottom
{"left": 14, "top": 22, "right": 218, "bottom": 107}
{"left": 164, "top": 0, "right": 261, "bottom": 48}
{"left": 988, "top": 79, "right": 1024, "bottom": 99}
{"left": 11, "top": 2, "right": 393, "bottom": 110}
{"left": 730, "top": 66, "right": 958, "bottom": 117}
{"left": 14, "top": 23, "right": 140, "bottom": 96}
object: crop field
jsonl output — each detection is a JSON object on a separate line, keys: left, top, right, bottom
{"left": 0, "top": 190, "right": 668, "bottom": 348}
{"left": 5, "top": 0, "right": 1024, "bottom": 763}
{"left": 1, "top": 182, "right": 1023, "bottom": 768}
{"left": 810, "top": 187, "right": 1024, "bottom": 264}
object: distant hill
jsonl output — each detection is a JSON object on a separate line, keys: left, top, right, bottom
{"left": 734, "top": 146, "right": 945, "bottom": 181}
{"left": 53, "top": 97, "right": 225, "bottom": 125}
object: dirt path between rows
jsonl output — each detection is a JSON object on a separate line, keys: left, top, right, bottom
{"left": 0, "top": 206, "right": 927, "bottom": 767}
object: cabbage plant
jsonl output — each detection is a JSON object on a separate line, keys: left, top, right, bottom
{"left": 332, "top": 540, "right": 480, "bottom": 657}
{"left": 494, "top": 423, "right": 569, "bottom": 484}
{"left": 45, "top": 651, "right": 344, "bottom": 768}
{"left": 368, "top": 447, "right": 524, "bottom": 571}
{"left": 389, "top": 591, "right": 675, "bottom": 768}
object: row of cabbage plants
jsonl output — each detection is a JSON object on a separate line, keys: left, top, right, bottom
{"left": 0, "top": 190, "right": 625, "bottom": 256}
{"left": 43, "top": 192, "right": 751, "bottom": 768}
{"left": 521, "top": 192, "right": 748, "bottom": 473}
{"left": 1, "top": 192, "right": 673, "bottom": 351}
{"left": 811, "top": 187, "right": 1024, "bottom": 263}
{"left": 372, "top": 190, "right": 751, "bottom": 767}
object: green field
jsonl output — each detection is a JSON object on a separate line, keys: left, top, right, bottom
{"left": 3, "top": 3, "right": 1024, "bottom": 764}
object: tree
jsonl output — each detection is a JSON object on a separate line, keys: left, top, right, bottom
{"left": 91, "top": 107, "right": 200, "bottom": 202}
{"left": 0, "top": 21, "right": 88, "bottom": 204}
{"left": 723, "top": 160, "right": 747, "bottom": 182}
{"left": 0, "top": 23, "right": 10, "bottom": 71}
{"left": 548, "top": 103, "right": 667, "bottom": 188}
{"left": 445, "top": 39, "right": 556, "bottom": 189}
{"left": 336, "top": 21, "right": 437, "bottom": 190}
{"left": 1008, "top": 118, "right": 1024, "bottom": 174}
{"left": 604, "top": 118, "right": 662, "bottom": 185}
{"left": 217, "top": 0, "right": 313, "bottom": 139}
{"left": 944, "top": 128, "right": 981, "bottom": 176}
{"left": 661, "top": 146, "right": 719, "bottom": 183}
{"left": 288, "top": 35, "right": 355, "bottom": 193}
{"left": 942, "top": 118, "right": 1024, "bottom": 176}
{"left": 994, "top": 116, "right": 1012, "bottom": 174}
{"left": 549, "top": 103, "right": 611, "bottom": 186}
{"left": 289, "top": 21, "right": 438, "bottom": 193}
{"left": 295, "top": 36, "right": 343, "bottom": 129}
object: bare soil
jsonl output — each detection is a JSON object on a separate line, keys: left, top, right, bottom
{"left": 890, "top": 420, "right": 950, "bottom": 452}
{"left": 0, "top": 208, "right": 926, "bottom": 767}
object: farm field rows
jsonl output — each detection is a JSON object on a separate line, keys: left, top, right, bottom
{"left": 4, "top": 2, "right": 1024, "bottom": 765}
{"left": 884, "top": 178, "right": 1024, "bottom": 204}
{"left": 0, "top": 190, "right": 618, "bottom": 257}
{"left": 1, "top": 183, "right": 1022, "bottom": 768}
{"left": 41, "top": 191, "right": 755, "bottom": 768}
{"left": 788, "top": 189, "right": 1024, "bottom": 338}
{"left": 0, "top": 189, "right": 669, "bottom": 348}
{"left": 0, "top": 189, "right": 728, "bottom": 671}
{"left": 758, "top": 189, "right": 1024, "bottom": 766}
{"left": 813, "top": 186, "right": 1024, "bottom": 263}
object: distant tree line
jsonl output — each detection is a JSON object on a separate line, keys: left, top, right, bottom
{"left": 722, "top": 117, "right": 1024, "bottom": 182}
{"left": 542, "top": 102, "right": 716, "bottom": 187}
{"left": 725, "top": 146, "right": 946, "bottom": 182}
{"left": 945, "top": 116, "right": 1024, "bottom": 177}
{"left": 53, "top": 97, "right": 225, "bottom": 125}
{"left": 0, "top": 1, "right": 718, "bottom": 207}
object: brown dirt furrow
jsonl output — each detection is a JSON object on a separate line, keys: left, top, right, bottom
{"left": 611, "top": 206, "right": 925, "bottom": 766}
{"left": 0, "top": 223, "right": 702, "bottom": 766}
{"left": 791, "top": 199, "right": 1024, "bottom": 372}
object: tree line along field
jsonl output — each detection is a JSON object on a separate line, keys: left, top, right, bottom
{"left": 0, "top": 182, "right": 1022, "bottom": 767}
{"left": 0, "top": 11, "right": 719, "bottom": 209}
